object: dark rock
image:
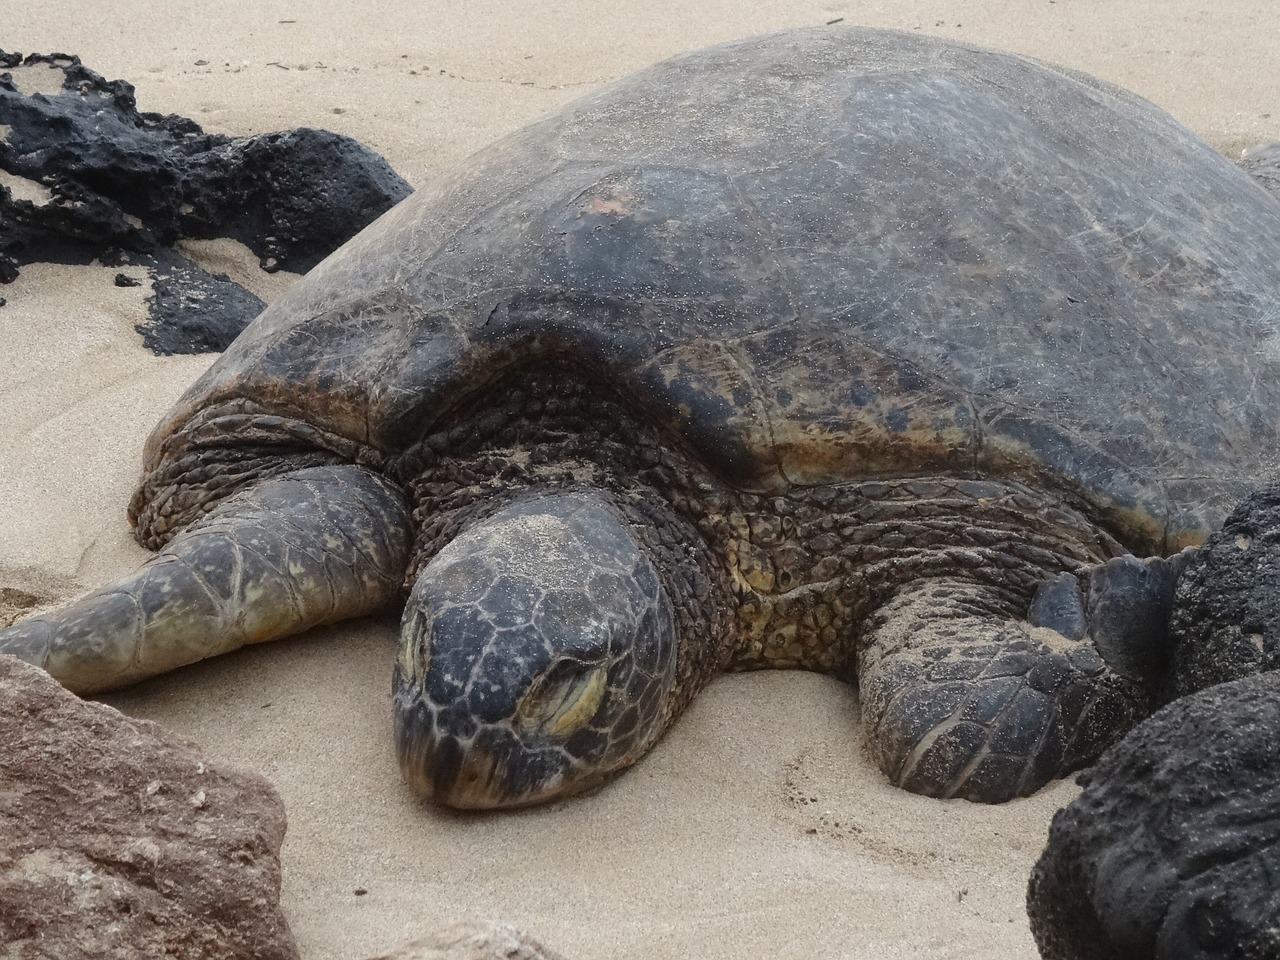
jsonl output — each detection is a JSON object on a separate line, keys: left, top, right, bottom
{"left": 136, "top": 249, "right": 267, "bottom": 354}
{"left": 0, "top": 654, "right": 298, "bottom": 960}
{"left": 1167, "top": 482, "right": 1280, "bottom": 699}
{"left": 0, "top": 50, "right": 411, "bottom": 353}
{"left": 366, "top": 924, "right": 571, "bottom": 960}
{"left": 1240, "top": 143, "right": 1280, "bottom": 204}
{"left": 1085, "top": 553, "right": 1186, "bottom": 687}
{"left": 201, "top": 125, "right": 412, "bottom": 274}
{"left": 1027, "top": 672, "right": 1280, "bottom": 960}
{"left": 114, "top": 273, "right": 140, "bottom": 287}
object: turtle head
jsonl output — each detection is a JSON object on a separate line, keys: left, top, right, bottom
{"left": 393, "top": 493, "right": 679, "bottom": 808}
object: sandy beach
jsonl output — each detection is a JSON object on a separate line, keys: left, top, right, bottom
{"left": 3, "top": 2, "right": 1279, "bottom": 957}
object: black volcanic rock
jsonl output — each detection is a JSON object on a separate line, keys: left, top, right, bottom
{"left": 1028, "top": 485, "right": 1280, "bottom": 959}
{"left": 1166, "top": 482, "right": 1280, "bottom": 700}
{"left": 135, "top": 249, "right": 269, "bottom": 355}
{"left": 0, "top": 51, "right": 412, "bottom": 353}
{"left": 1027, "top": 672, "right": 1280, "bottom": 960}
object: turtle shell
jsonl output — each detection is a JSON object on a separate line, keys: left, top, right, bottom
{"left": 141, "top": 26, "right": 1280, "bottom": 553}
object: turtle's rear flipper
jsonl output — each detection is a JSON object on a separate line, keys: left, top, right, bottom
{"left": 0, "top": 465, "right": 411, "bottom": 694}
{"left": 857, "top": 558, "right": 1183, "bottom": 803}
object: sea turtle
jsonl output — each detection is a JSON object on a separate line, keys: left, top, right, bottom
{"left": 4, "top": 25, "right": 1280, "bottom": 809}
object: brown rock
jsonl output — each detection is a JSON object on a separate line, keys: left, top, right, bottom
{"left": 367, "top": 923, "right": 570, "bottom": 960}
{"left": 0, "top": 654, "right": 298, "bottom": 960}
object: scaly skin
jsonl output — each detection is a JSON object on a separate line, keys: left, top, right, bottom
{"left": 859, "top": 578, "right": 1147, "bottom": 802}
{"left": 0, "top": 365, "right": 1182, "bottom": 805}
{"left": 0, "top": 466, "right": 410, "bottom": 694}
{"left": 382, "top": 368, "right": 1181, "bottom": 804}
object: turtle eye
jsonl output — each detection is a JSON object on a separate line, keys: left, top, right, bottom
{"left": 515, "top": 658, "right": 607, "bottom": 737}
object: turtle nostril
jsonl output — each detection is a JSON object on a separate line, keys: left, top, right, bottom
{"left": 515, "top": 658, "right": 607, "bottom": 737}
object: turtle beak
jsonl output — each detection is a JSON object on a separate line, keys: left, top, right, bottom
{"left": 394, "top": 696, "right": 579, "bottom": 809}
{"left": 394, "top": 657, "right": 613, "bottom": 809}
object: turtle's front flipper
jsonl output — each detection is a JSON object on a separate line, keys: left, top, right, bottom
{"left": 0, "top": 465, "right": 411, "bottom": 694}
{"left": 858, "top": 556, "right": 1184, "bottom": 803}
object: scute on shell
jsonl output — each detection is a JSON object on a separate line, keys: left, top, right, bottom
{"left": 139, "top": 26, "right": 1280, "bottom": 554}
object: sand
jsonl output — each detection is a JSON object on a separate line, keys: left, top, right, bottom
{"left": 2, "top": 3, "right": 1278, "bottom": 957}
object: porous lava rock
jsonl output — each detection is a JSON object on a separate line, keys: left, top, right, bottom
{"left": 0, "top": 50, "right": 411, "bottom": 353}
{"left": 137, "top": 247, "right": 272, "bottom": 355}
{"left": 1166, "top": 482, "right": 1280, "bottom": 699}
{"left": 366, "top": 924, "right": 570, "bottom": 960}
{"left": 1026, "top": 671, "right": 1280, "bottom": 960}
{"left": 0, "top": 654, "right": 298, "bottom": 960}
